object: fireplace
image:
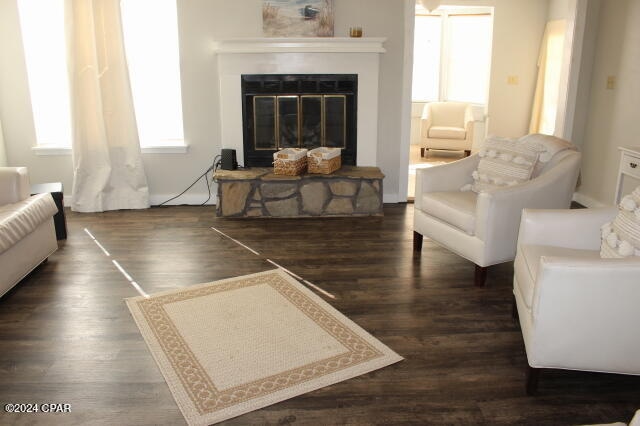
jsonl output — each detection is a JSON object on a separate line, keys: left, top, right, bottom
{"left": 241, "top": 74, "right": 357, "bottom": 167}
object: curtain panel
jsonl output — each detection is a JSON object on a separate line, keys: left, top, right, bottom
{"left": 529, "top": 19, "right": 566, "bottom": 136}
{"left": 66, "top": 0, "right": 149, "bottom": 212}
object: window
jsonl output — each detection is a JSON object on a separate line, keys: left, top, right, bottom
{"left": 17, "top": 0, "right": 72, "bottom": 148}
{"left": 121, "top": 0, "right": 185, "bottom": 148}
{"left": 444, "top": 15, "right": 493, "bottom": 104}
{"left": 412, "top": 7, "right": 493, "bottom": 104}
{"left": 17, "top": 0, "right": 184, "bottom": 151}
{"left": 412, "top": 15, "right": 441, "bottom": 103}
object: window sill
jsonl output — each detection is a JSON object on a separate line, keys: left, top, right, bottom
{"left": 141, "top": 145, "right": 189, "bottom": 154}
{"left": 32, "top": 145, "right": 190, "bottom": 155}
{"left": 32, "top": 146, "right": 71, "bottom": 156}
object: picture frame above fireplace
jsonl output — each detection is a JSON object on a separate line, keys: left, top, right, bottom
{"left": 262, "top": 0, "right": 334, "bottom": 37}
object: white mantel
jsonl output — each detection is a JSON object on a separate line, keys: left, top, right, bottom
{"left": 214, "top": 38, "right": 386, "bottom": 168}
{"left": 212, "top": 37, "right": 386, "bottom": 54}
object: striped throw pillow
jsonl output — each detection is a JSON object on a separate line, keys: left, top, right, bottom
{"left": 469, "top": 137, "right": 541, "bottom": 193}
{"left": 601, "top": 186, "right": 640, "bottom": 258}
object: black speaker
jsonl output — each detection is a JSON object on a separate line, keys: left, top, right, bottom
{"left": 221, "top": 149, "right": 238, "bottom": 170}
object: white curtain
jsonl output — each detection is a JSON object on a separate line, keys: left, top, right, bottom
{"left": 66, "top": 0, "right": 149, "bottom": 212}
{"left": 529, "top": 19, "right": 566, "bottom": 135}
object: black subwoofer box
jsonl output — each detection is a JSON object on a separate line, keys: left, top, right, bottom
{"left": 221, "top": 149, "right": 238, "bottom": 170}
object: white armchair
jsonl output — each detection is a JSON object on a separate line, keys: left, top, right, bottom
{"left": 420, "top": 101, "right": 474, "bottom": 157}
{"left": 513, "top": 207, "right": 640, "bottom": 394}
{"left": 413, "top": 139, "right": 581, "bottom": 286}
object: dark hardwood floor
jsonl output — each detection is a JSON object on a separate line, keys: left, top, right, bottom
{"left": 0, "top": 204, "right": 638, "bottom": 425}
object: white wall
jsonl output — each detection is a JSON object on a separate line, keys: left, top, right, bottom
{"left": 548, "top": 0, "right": 570, "bottom": 19}
{"left": 568, "top": 0, "right": 600, "bottom": 148}
{"left": 483, "top": 0, "right": 549, "bottom": 137}
{"left": 0, "top": 119, "right": 7, "bottom": 166}
{"left": 410, "top": 103, "right": 425, "bottom": 145}
{"left": 576, "top": 0, "right": 640, "bottom": 206}
{"left": 349, "top": 0, "right": 408, "bottom": 201}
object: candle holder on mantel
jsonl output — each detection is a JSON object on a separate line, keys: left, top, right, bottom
{"left": 349, "top": 27, "right": 363, "bottom": 37}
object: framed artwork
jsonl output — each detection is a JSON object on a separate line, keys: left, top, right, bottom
{"left": 263, "top": 0, "right": 334, "bottom": 37}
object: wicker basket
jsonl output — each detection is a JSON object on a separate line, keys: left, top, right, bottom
{"left": 307, "top": 147, "right": 342, "bottom": 174}
{"left": 273, "top": 148, "right": 308, "bottom": 175}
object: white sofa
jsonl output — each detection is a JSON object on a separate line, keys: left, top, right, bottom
{"left": 0, "top": 167, "right": 58, "bottom": 297}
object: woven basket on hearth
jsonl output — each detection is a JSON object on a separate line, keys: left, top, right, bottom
{"left": 307, "top": 147, "right": 341, "bottom": 174}
{"left": 273, "top": 148, "right": 308, "bottom": 176}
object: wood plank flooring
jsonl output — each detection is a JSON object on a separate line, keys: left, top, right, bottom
{"left": 0, "top": 204, "right": 638, "bottom": 425}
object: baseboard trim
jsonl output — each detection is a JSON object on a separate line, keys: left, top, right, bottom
{"left": 150, "top": 193, "right": 217, "bottom": 206}
{"left": 383, "top": 193, "right": 404, "bottom": 203}
{"left": 61, "top": 194, "right": 216, "bottom": 208}
{"left": 572, "top": 192, "right": 606, "bottom": 208}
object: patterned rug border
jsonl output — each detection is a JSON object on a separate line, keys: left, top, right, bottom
{"left": 126, "top": 269, "right": 403, "bottom": 425}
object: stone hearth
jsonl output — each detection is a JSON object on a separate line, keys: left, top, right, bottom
{"left": 215, "top": 166, "right": 384, "bottom": 218}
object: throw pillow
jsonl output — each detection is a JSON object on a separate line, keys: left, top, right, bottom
{"left": 463, "top": 137, "right": 541, "bottom": 193}
{"left": 601, "top": 186, "right": 640, "bottom": 258}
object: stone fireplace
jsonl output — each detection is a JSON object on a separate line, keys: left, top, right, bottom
{"left": 241, "top": 74, "right": 357, "bottom": 167}
{"left": 214, "top": 37, "right": 386, "bottom": 168}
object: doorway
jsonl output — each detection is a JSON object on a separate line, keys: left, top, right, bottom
{"left": 407, "top": 4, "right": 494, "bottom": 199}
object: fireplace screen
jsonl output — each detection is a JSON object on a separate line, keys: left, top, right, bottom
{"left": 242, "top": 74, "right": 356, "bottom": 167}
{"left": 253, "top": 95, "right": 346, "bottom": 151}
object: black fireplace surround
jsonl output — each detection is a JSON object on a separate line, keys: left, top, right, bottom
{"left": 241, "top": 74, "right": 357, "bottom": 167}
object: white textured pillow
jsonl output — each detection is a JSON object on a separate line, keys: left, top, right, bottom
{"left": 601, "top": 186, "right": 640, "bottom": 258}
{"left": 464, "top": 137, "right": 541, "bottom": 193}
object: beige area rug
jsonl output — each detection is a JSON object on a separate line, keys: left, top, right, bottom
{"left": 126, "top": 269, "right": 403, "bottom": 425}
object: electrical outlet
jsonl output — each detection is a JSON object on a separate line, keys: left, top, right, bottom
{"left": 606, "top": 76, "right": 616, "bottom": 90}
{"left": 507, "top": 75, "right": 519, "bottom": 85}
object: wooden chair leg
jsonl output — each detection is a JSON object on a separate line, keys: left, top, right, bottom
{"left": 420, "top": 147, "right": 426, "bottom": 157}
{"left": 474, "top": 265, "right": 487, "bottom": 287}
{"left": 413, "top": 231, "right": 423, "bottom": 252}
{"left": 464, "top": 150, "right": 471, "bottom": 157}
{"left": 526, "top": 366, "right": 540, "bottom": 396}
{"left": 512, "top": 295, "right": 519, "bottom": 321}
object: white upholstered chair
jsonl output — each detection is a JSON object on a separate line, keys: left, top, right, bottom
{"left": 420, "top": 101, "right": 474, "bottom": 157}
{"left": 513, "top": 207, "right": 640, "bottom": 394}
{"left": 413, "top": 135, "right": 581, "bottom": 286}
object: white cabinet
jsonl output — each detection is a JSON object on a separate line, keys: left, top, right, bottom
{"left": 615, "top": 146, "right": 640, "bottom": 203}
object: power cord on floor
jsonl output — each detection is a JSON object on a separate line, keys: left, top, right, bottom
{"left": 156, "top": 155, "right": 221, "bottom": 207}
